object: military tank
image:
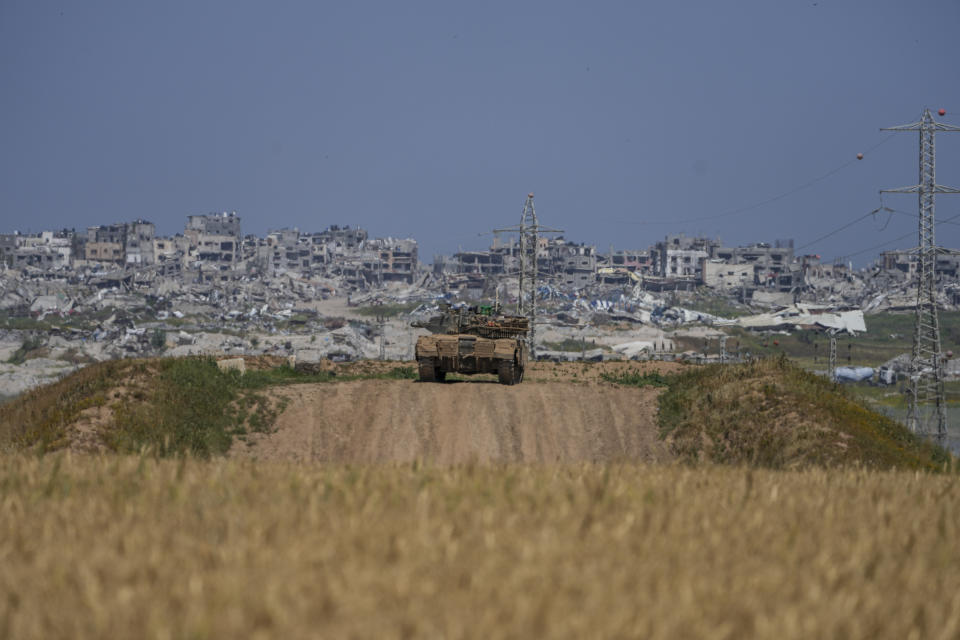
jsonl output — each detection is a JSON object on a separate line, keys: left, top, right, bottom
{"left": 412, "top": 303, "right": 529, "bottom": 385}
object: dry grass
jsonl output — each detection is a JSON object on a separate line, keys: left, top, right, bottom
{"left": 654, "top": 357, "right": 952, "bottom": 470}
{"left": 2, "top": 454, "right": 959, "bottom": 639}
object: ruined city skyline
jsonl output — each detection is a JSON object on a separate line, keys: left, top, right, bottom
{"left": 3, "top": 211, "right": 959, "bottom": 300}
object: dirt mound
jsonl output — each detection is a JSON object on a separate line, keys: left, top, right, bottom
{"left": 659, "top": 357, "right": 951, "bottom": 470}
{"left": 231, "top": 379, "right": 670, "bottom": 464}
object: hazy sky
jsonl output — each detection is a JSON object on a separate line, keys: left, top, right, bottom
{"left": 2, "top": 0, "right": 959, "bottom": 265}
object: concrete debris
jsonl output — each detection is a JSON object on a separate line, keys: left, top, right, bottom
{"left": 2, "top": 218, "right": 959, "bottom": 400}
{"left": 216, "top": 357, "right": 246, "bottom": 375}
{"left": 750, "top": 290, "right": 794, "bottom": 308}
{"left": 612, "top": 341, "right": 655, "bottom": 359}
{"left": 725, "top": 305, "right": 866, "bottom": 335}
{"left": 878, "top": 353, "right": 960, "bottom": 383}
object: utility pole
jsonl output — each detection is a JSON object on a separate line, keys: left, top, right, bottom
{"left": 829, "top": 331, "right": 837, "bottom": 382}
{"left": 494, "top": 193, "right": 563, "bottom": 359}
{"left": 379, "top": 314, "right": 386, "bottom": 361}
{"left": 374, "top": 301, "right": 386, "bottom": 361}
{"left": 720, "top": 335, "right": 728, "bottom": 364}
{"left": 882, "top": 108, "right": 959, "bottom": 446}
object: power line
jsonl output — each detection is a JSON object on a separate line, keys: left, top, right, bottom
{"left": 828, "top": 211, "right": 960, "bottom": 261}
{"left": 794, "top": 207, "right": 889, "bottom": 252}
{"left": 835, "top": 230, "right": 915, "bottom": 261}
{"left": 608, "top": 134, "right": 896, "bottom": 226}
{"left": 886, "top": 206, "right": 960, "bottom": 226}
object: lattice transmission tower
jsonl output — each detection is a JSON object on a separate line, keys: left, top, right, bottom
{"left": 494, "top": 193, "right": 563, "bottom": 359}
{"left": 881, "top": 108, "right": 960, "bottom": 445}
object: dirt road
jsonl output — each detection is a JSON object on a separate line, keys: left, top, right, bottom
{"left": 232, "top": 378, "right": 669, "bottom": 464}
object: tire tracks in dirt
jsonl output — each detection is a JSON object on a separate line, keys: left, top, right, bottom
{"left": 231, "top": 379, "right": 670, "bottom": 464}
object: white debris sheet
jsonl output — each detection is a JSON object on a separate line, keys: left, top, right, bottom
{"left": 721, "top": 305, "right": 866, "bottom": 335}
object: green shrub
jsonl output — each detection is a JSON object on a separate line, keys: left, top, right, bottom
{"left": 110, "top": 358, "right": 237, "bottom": 457}
{"left": 7, "top": 335, "right": 46, "bottom": 365}
{"left": 149, "top": 329, "right": 166, "bottom": 350}
{"left": 601, "top": 370, "right": 670, "bottom": 388}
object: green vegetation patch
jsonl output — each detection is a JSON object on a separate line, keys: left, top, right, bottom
{"left": 0, "top": 309, "right": 117, "bottom": 333}
{"left": 670, "top": 289, "right": 754, "bottom": 318}
{"left": 542, "top": 338, "right": 611, "bottom": 353}
{"left": 0, "top": 359, "right": 133, "bottom": 451}
{"left": 353, "top": 302, "right": 421, "bottom": 317}
{"left": 0, "top": 357, "right": 419, "bottom": 458}
{"left": 717, "top": 310, "right": 960, "bottom": 370}
{"left": 109, "top": 358, "right": 261, "bottom": 457}
{"left": 109, "top": 358, "right": 409, "bottom": 457}
{"left": 6, "top": 335, "right": 48, "bottom": 365}
{"left": 600, "top": 370, "right": 670, "bottom": 388}
{"left": 656, "top": 356, "right": 952, "bottom": 471}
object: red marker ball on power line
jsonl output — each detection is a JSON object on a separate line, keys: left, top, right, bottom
{"left": 857, "top": 153, "right": 864, "bottom": 160}
{"left": 939, "top": 109, "right": 946, "bottom": 116}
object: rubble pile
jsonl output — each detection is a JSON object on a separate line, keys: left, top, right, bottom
{"left": 2, "top": 214, "right": 959, "bottom": 399}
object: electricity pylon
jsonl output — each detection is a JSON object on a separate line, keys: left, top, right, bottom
{"left": 881, "top": 108, "right": 960, "bottom": 446}
{"left": 494, "top": 193, "right": 563, "bottom": 359}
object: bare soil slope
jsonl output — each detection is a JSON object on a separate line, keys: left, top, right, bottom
{"left": 231, "top": 379, "right": 669, "bottom": 464}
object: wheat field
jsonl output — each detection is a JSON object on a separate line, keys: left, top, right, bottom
{"left": 1, "top": 454, "right": 959, "bottom": 639}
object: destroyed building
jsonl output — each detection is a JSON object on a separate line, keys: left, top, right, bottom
{"left": 261, "top": 228, "right": 306, "bottom": 275}
{"left": 702, "top": 261, "right": 753, "bottom": 291}
{"left": 3, "top": 230, "right": 74, "bottom": 271}
{"left": 359, "top": 237, "right": 419, "bottom": 285}
{"left": 152, "top": 235, "right": 190, "bottom": 265}
{"left": 596, "top": 250, "right": 653, "bottom": 285}
{"left": 3, "top": 203, "right": 960, "bottom": 329}
{"left": 441, "top": 235, "right": 596, "bottom": 290}
{"left": 0, "top": 233, "right": 21, "bottom": 266}
{"left": 183, "top": 213, "right": 242, "bottom": 274}
{"left": 607, "top": 249, "right": 655, "bottom": 274}
{"left": 193, "top": 234, "right": 240, "bottom": 271}
{"left": 186, "top": 211, "right": 241, "bottom": 237}
{"left": 124, "top": 220, "right": 156, "bottom": 266}
{"left": 656, "top": 234, "right": 716, "bottom": 280}
{"left": 452, "top": 251, "right": 506, "bottom": 276}
{"left": 84, "top": 224, "right": 127, "bottom": 266}
{"left": 316, "top": 225, "right": 368, "bottom": 251}
{"left": 713, "top": 239, "right": 800, "bottom": 291}
{"left": 550, "top": 240, "right": 597, "bottom": 288}
{"left": 879, "top": 250, "right": 960, "bottom": 280}
{"left": 80, "top": 221, "right": 156, "bottom": 268}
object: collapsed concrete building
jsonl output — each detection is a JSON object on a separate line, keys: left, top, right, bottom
{"left": 361, "top": 238, "right": 419, "bottom": 284}
{"left": 5, "top": 231, "right": 75, "bottom": 270}
{"left": 1, "top": 209, "right": 958, "bottom": 315}
{"left": 439, "top": 236, "right": 597, "bottom": 290}
{"left": 713, "top": 239, "right": 800, "bottom": 291}
{"left": 880, "top": 249, "right": 960, "bottom": 280}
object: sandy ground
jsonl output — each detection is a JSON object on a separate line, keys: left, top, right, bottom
{"left": 231, "top": 377, "right": 671, "bottom": 464}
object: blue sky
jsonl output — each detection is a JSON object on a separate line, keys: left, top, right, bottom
{"left": 2, "top": 0, "right": 959, "bottom": 265}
